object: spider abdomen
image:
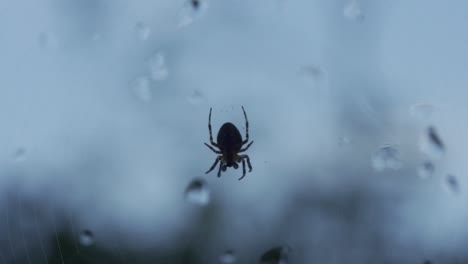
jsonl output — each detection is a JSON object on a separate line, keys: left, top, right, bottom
{"left": 217, "top": 122, "right": 243, "bottom": 152}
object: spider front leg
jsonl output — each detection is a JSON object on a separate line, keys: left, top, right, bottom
{"left": 207, "top": 108, "right": 219, "bottom": 147}
{"left": 239, "top": 141, "right": 254, "bottom": 152}
{"left": 206, "top": 156, "right": 221, "bottom": 174}
{"left": 204, "top": 143, "right": 221, "bottom": 154}
{"left": 241, "top": 106, "right": 250, "bottom": 145}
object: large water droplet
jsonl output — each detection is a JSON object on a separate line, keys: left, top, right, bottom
{"left": 219, "top": 250, "right": 236, "bottom": 263}
{"left": 131, "top": 76, "right": 152, "bottom": 102}
{"left": 444, "top": 174, "right": 459, "bottom": 194}
{"left": 79, "top": 229, "right": 94, "bottom": 246}
{"left": 344, "top": 0, "right": 364, "bottom": 21}
{"left": 148, "top": 51, "right": 169, "bottom": 81}
{"left": 420, "top": 126, "right": 445, "bottom": 159}
{"left": 178, "top": 0, "right": 208, "bottom": 27}
{"left": 260, "top": 245, "right": 290, "bottom": 264}
{"left": 135, "top": 22, "right": 151, "bottom": 41}
{"left": 418, "top": 161, "right": 434, "bottom": 179}
{"left": 185, "top": 178, "right": 210, "bottom": 206}
{"left": 371, "top": 144, "right": 403, "bottom": 172}
{"left": 12, "top": 147, "right": 27, "bottom": 163}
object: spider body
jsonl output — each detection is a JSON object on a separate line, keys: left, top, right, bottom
{"left": 204, "top": 107, "right": 253, "bottom": 180}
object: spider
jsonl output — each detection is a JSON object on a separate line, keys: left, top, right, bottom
{"left": 204, "top": 106, "right": 254, "bottom": 180}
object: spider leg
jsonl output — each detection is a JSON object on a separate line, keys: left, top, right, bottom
{"left": 238, "top": 159, "right": 246, "bottom": 180}
{"left": 217, "top": 161, "right": 224, "bottom": 177}
{"left": 205, "top": 156, "right": 221, "bottom": 174}
{"left": 204, "top": 143, "right": 221, "bottom": 154}
{"left": 241, "top": 106, "right": 250, "bottom": 145}
{"left": 239, "top": 141, "right": 254, "bottom": 152}
{"left": 240, "top": 154, "right": 252, "bottom": 172}
{"left": 208, "top": 108, "right": 219, "bottom": 147}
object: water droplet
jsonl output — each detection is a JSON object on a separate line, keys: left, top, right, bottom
{"left": 148, "top": 51, "right": 168, "bottom": 81}
{"left": 187, "top": 90, "right": 204, "bottom": 105}
{"left": 418, "top": 161, "right": 435, "bottom": 179}
{"left": 420, "top": 126, "right": 445, "bottom": 159}
{"left": 300, "top": 65, "right": 323, "bottom": 81}
{"left": 135, "top": 22, "right": 151, "bottom": 41}
{"left": 371, "top": 144, "right": 403, "bottom": 172}
{"left": 343, "top": 0, "right": 364, "bottom": 21}
{"left": 410, "top": 103, "right": 436, "bottom": 121}
{"left": 185, "top": 178, "right": 210, "bottom": 206}
{"left": 260, "top": 245, "right": 291, "bottom": 264}
{"left": 12, "top": 147, "right": 27, "bottom": 163}
{"left": 338, "top": 136, "right": 351, "bottom": 147}
{"left": 178, "top": 0, "right": 208, "bottom": 27}
{"left": 219, "top": 250, "right": 236, "bottom": 263}
{"left": 79, "top": 229, "right": 94, "bottom": 246}
{"left": 444, "top": 174, "right": 459, "bottom": 194}
{"left": 38, "top": 32, "right": 59, "bottom": 50}
{"left": 423, "top": 260, "right": 432, "bottom": 264}
{"left": 131, "top": 76, "right": 152, "bottom": 102}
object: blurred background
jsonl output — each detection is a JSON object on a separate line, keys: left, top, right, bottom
{"left": 0, "top": 0, "right": 467, "bottom": 263}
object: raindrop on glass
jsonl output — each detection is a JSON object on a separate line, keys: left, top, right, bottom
{"left": 420, "top": 126, "right": 445, "bottom": 159}
{"left": 338, "top": 136, "right": 351, "bottom": 147}
{"left": 260, "top": 245, "right": 291, "bottom": 264}
{"left": 187, "top": 90, "right": 204, "bottom": 105}
{"left": 148, "top": 51, "right": 169, "bottom": 81}
{"left": 371, "top": 144, "right": 403, "bottom": 172}
{"left": 444, "top": 174, "right": 459, "bottom": 194}
{"left": 38, "top": 32, "right": 59, "bottom": 50}
{"left": 343, "top": 0, "right": 364, "bottom": 21}
{"left": 135, "top": 22, "right": 151, "bottom": 41}
{"left": 219, "top": 250, "right": 236, "bottom": 263}
{"left": 79, "top": 229, "right": 94, "bottom": 246}
{"left": 300, "top": 65, "right": 323, "bottom": 81}
{"left": 418, "top": 161, "right": 434, "bottom": 179}
{"left": 423, "top": 260, "right": 432, "bottom": 264}
{"left": 410, "top": 103, "right": 436, "bottom": 121}
{"left": 131, "top": 76, "right": 152, "bottom": 102}
{"left": 12, "top": 147, "right": 27, "bottom": 163}
{"left": 178, "top": 0, "right": 208, "bottom": 27}
{"left": 185, "top": 178, "right": 210, "bottom": 206}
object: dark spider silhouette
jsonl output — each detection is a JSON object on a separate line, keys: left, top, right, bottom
{"left": 204, "top": 106, "right": 254, "bottom": 180}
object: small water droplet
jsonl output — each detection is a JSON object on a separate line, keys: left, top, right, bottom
{"left": 38, "top": 32, "right": 59, "bottom": 50}
{"left": 12, "top": 147, "right": 27, "bottom": 163}
{"left": 371, "top": 144, "right": 403, "bottom": 172}
{"left": 410, "top": 103, "right": 436, "bottom": 121}
{"left": 219, "top": 250, "right": 236, "bottom": 263}
{"left": 148, "top": 51, "right": 169, "bottom": 81}
{"left": 260, "top": 245, "right": 290, "bottom": 264}
{"left": 185, "top": 178, "right": 210, "bottom": 206}
{"left": 178, "top": 0, "right": 208, "bottom": 27}
{"left": 444, "top": 174, "right": 459, "bottom": 194}
{"left": 79, "top": 229, "right": 94, "bottom": 246}
{"left": 300, "top": 65, "right": 323, "bottom": 81}
{"left": 423, "top": 260, "right": 432, "bottom": 264}
{"left": 187, "top": 90, "right": 204, "bottom": 105}
{"left": 420, "top": 126, "right": 445, "bottom": 159}
{"left": 135, "top": 22, "right": 151, "bottom": 41}
{"left": 131, "top": 76, "right": 152, "bottom": 102}
{"left": 418, "top": 161, "right": 435, "bottom": 179}
{"left": 338, "top": 136, "right": 351, "bottom": 147}
{"left": 344, "top": 0, "right": 364, "bottom": 21}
